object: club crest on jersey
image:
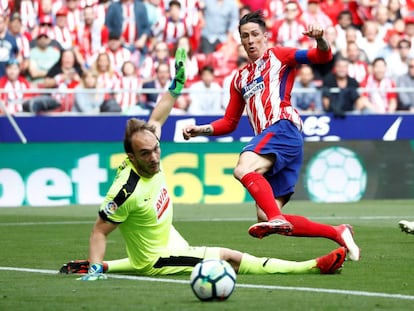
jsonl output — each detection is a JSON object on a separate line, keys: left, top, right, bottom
{"left": 104, "top": 201, "right": 118, "bottom": 215}
{"left": 242, "top": 76, "right": 264, "bottom": 100}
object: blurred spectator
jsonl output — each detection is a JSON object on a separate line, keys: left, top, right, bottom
{"left": 32, "top": 14, "right": 54, "bottom": 40}
{"left": 385, "top": 38, "right": 411, "bottom": 80}
{"left": 187, "top": 65, "right": 223, "bottom": 115}
{"left": 140, "top": 41, "right": 171, "bottom": 82}
{"left": 270, "top": 0, "right": 308, "bottom": 48}
{"left": 171, "top": 35, "right": 199, "bottom": 83}
{"left": 72, "top": 69, "right": 104, "bottom": 113}
{"left": 301, "top": 0, "right": 332, "bottom": 32}
{"left": 100, "top": 32, "right": 132, "bottom": 73}
{"left": 44, "top": 49, "right": 83, "bottom": 111}
{"left": 376, "top": 28, "right": 403, "bottom": 60}
{"left": 373, "top": 4, "right": 393, "bottom": 41}
{"left": 116, "top": 60, "right": 142, "bottom": 114}
{"left": 0, "top": 13, "right": 19, "bottom": 77}
{"left": 404, "top": 16, "right": 414, "bottom": 55}
{"left": 66, "top": 0, "right": 83, "bottom": 34}
{"left": 140, "top": 61, "right": 171, "bottom": 111}
{"left": 95, "top": 0, "right": 112, "bottom": 27}
{"left": 320, "top": 0, "right": 345, "bottom": 25}
{"left": 151, "top": 0, "right": 193, "bottom": 50}
{"left": 346, "top": 42, "right": 369, "bottom": 84}
{"left": 0, "top": 58, "right": 33, "bottom": 115}
{"left": 105, "top": 0, "right": 151, "bottom": 54}
{"left": 90, "top": 52, "right": 121, "bottom": 99}
{"left": 322, "top": 56, "right": 368, "bottom": 117}
{"left": 74, "top": 5, "right": 110, "bottom": 70}
{"left": 52, "top": 7, "right": 73, "bottom": 50}
{"left": 144, "top": 0, "right": 163, "bottom": 28}
{"left": 291, "top": 64, "right": 323, "bottom": 113}
{"left": 338, "top": 25, "right": 369, "bottom": 63}
{"left": 18, "top": 0, "right": 38, "bottom": 32}
{"left": 198, "top": 0, "right": 239, "bottom": 54}
{"left": 262, "top": 0, "right": 285, "bottom": 30}
{"left": 396, "top": 56, "right": 414, "bottom": 112}
{"left": 334, "top": 10, "right": 362, "bottom": 52}
{"left": 8, "top": 12, "right": 30, "bottom": 74}
{"left": 27, "top": 28, "right": 61, "bottom": 87}
{"left": 360, "top": 57, "right": 398, "bottom": 113}
{"left": 387, "top": 0, "right": 405, "bottom": 24}
{"left": 358, "top": 20, "right": 386, "bottom": 64}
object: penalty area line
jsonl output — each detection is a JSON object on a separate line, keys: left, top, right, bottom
{"left": 0, "top": 266, "right": 413, "bottom": 301}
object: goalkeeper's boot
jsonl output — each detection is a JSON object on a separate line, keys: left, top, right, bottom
{"left": 59, "top": 260, "right": 90, "bottom": 274}
{"left": 336, "top": 224, "right": 360, "bottom": 261}
{"left": 316, "top": 247, "right": 346, "bottom": 274}
{"left": 248, "top": 216, "right": 293, "bottom": 239}
{"left": 399, "top": 220, "right": 414, "bottom": 234}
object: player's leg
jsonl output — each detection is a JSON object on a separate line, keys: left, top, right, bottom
{"left": 283, "top": 214, "right": 360, "bottom": 261}
{"left": 399, "top": 220, "right": 414, "bottom": 234}
{"left": 235, "top": 124, "right": 294, "bottom": 234}
{"left": 221, "top": 247, "right": 346, "bottom": 275}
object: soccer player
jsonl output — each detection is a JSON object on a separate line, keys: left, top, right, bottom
{"left": 399, "top": 220, "right": 414, "bottom": 234}
{"left": 60, "top": 48, "right": 346, "bottom": 281}
{"left": 182, "top": 11, "right": 360, "bottom": 261}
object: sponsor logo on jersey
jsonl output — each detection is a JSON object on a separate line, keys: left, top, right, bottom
{"left": 242, "top": 76, "right": 264, "bottom": 100}
{"left": 156, "top": 187, "right": 170, "bottom": 219}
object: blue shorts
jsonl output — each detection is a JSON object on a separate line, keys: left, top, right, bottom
{"left": 242, "top": 120, "right": 303, "bottom": 198}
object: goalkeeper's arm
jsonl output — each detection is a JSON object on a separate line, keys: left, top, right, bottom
{"left": 149, "top": 48, "right": 187, "bottom": 136}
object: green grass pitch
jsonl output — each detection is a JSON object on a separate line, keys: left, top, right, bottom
{"left": 0, "top": 200, "right": 413, "bottom": 311}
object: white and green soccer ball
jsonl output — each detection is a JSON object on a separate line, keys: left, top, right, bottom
{"left": 305, "top": 146, "right": 367, "bottom": 203}
{"left": 190, "top": 259, "right": 236, "bottom": 301}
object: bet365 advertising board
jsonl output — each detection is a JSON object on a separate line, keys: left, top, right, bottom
{"left": 1, "top": 140, "right": 413, "bottom": 207}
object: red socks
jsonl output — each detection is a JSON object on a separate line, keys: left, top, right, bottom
{"left": 240, "top": 172, "right": 282, "bottom": 221}
{"left": 283, "top": 214, "right": 340, "bottom": 243}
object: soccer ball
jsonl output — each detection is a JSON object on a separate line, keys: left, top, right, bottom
{"left": 190, "top": 259, "right": 236, "bottom": 301}
{"left": 305, "top": 146, "right": 367, "bottom": 203}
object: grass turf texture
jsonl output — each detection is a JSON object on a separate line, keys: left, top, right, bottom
{"left": 0, "top": 200, "right": 413, "bottom": 311}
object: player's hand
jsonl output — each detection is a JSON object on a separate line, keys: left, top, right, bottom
{"left": 182, "top": 125, "right": 208, "bottom": 140}
{"left": 303, "top": 24, "right": 324, "bottom": 39}
{"left": 168, "top": 48, "right": 187, "bottom": 98}
{"left": 77, "top": 263, "right": 107, "bottom": 281}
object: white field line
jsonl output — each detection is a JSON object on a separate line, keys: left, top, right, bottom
{"left": 0, "top": 215, "right": 410, "bottom": 226}
{"left": 0, "top": 266, "right": 413, "bottom": 301}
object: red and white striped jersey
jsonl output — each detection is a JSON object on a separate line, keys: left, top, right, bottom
{"left": 99, "top": 47, "right": 132, "bottom": 73}
{"left": 152, "top": 16, "right": 193, "bottom": 47}
{"left": 300, "top": 11, "right": 333, "bottom": 29}
{"left": 19, "top": 0, "right": 38, "bottom": 31}
{"left": 271, "top": 19, "right": 308, "bottom": 48}
{"left": 212, "top": 46, "right": 332, "bottom": 136}
{"left": 361, "top": 75, "right": 397, "bottom": 113}
{"left": 96, "top": 71, "right": 121, "bottom": 93}
{"left": 14, "top": 33, "right": 31, "bottom": 59}
{"left": 116, "top": 76, "right": 141, "bottom": 111}
{"left": 52, "top": 26, "right": 74, "bottom": 50}
{"left": 67, "top": 9, "right": 82, "bottom": 34}
{"left": 348, "top": 61, "right": 369, "bottom": 84}
{"left": 232, "top": 48, "right": 303, "bottom": 134}
{"left": 122, "top": 2, "right": 137, "bottom": 45}
{"left": 0, "top": 76, "right": 32, "bottom": 114}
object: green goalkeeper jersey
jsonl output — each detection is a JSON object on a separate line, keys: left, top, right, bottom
{"left": 99, "top": 157, "right": 173, "bottom": 272}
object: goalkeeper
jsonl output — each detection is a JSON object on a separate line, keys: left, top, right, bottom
{"left": 60, "top": 48, "right": 346, "bottom": 280}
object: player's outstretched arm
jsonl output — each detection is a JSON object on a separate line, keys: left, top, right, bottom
{"left": 149, "top": 48, "right": 186, "bottom": 137}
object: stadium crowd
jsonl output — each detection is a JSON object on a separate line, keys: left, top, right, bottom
{"left": 1, "top": 0, "right": 414, "bottom": 115}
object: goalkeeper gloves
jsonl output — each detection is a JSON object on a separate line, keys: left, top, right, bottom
{"left": 77, "top": 263, "right": 107, "bottom": 281}
{"left": 168, "top": 47, "right": 187, "bottom": 98}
